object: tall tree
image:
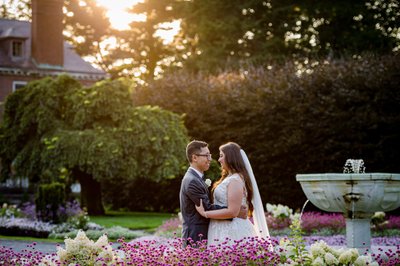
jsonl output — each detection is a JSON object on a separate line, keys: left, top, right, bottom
{"left": 0, "top": 0, "right": 31, "bottom": 19}
{"left": 0, "top": 0, "right": 112, "bottom": 72}
{"left": 178, "top": 0, "right": 400, "bottom": 70}
{"left": 103, "top": 0, "right": 181, "bottom": 81}
{"left": 63, "top": 0, "right": 111, "bottom": 58}
{"left": 0, "top": 75, "right": 189, "bottom": 215}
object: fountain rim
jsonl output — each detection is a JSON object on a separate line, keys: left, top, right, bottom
{"left": 296, "top": 173, "right": 400, "bottom": 181}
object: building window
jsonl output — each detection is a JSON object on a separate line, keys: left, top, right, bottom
{"left": 12, "top": 40, "right": 23, "bottom": 57}
{"left": 12, "top": 81, "right": 27, "bottom": 92}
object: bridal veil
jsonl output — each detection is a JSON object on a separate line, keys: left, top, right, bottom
{"left": 240, "top": 149, "right": 270, "bottom": 238}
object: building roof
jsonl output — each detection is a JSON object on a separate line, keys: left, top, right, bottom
{"left": 0, "top": 18, "right": 107, "bottom": 80}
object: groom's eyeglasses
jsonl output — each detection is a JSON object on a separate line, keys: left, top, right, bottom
{"left": 195, "top": 153, "right": 212, "bottom": 159}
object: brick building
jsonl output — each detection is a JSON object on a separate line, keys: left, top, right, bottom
{"left": 0, "top": 0, "right": 107, "bottom": 103}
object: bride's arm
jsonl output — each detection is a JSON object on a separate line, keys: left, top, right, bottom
{"left": 196, "top": 179, "right": 243, "bottom": 219}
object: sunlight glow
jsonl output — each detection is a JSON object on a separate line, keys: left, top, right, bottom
{"left": 95, "top": 0, "right": 180, "bottom": 43}
{"left": 95, "top": 0, "right": 143, "bottom": 30}
{"left": 91, "top": 0, "right": 182, "bottom": 79}
{"left": 155, "top": 20, "right": 181, "bottom": 44}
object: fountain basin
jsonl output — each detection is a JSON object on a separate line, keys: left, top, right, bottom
{"left": 296, "top": 173, "right": 400, "bottom": 217}
{"left": 296, "top": 173, "right": 400, "bottom": 250}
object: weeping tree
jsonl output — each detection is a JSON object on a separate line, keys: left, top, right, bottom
{"left": 0, "top": 75, "right": 188, "bottom": 215}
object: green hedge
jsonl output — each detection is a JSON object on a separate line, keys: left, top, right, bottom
{"left": 35, "top": 182, "right": 65, "bottom": 223}
{"left": 133, "top": 54, "right": 400, "bottom": 210}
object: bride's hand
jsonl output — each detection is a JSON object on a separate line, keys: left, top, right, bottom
{"left": 195, "top": 199, "right": 207, "bottom": 217}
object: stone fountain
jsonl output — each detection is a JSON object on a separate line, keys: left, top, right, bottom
{"left": 296, "top": 159, "right": 400, "bottom": 250}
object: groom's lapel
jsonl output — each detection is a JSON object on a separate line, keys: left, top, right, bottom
{"left": 188, "top": 168, "right": 202, "bottom": 180}
{"left": 188, "top": 168, "right": 209, "bottom": 191}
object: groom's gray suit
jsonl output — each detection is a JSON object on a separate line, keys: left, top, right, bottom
{"left": 179, "top": 168, "right": 225, "bottom": 245}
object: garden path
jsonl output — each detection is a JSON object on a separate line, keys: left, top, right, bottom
{"left": 0, "top": 239, "right": 62, "bottom": 254}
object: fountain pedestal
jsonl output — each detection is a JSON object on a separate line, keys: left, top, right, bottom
{"left": 296, "top": 173, "right": 400, "bottom": 250}
{"left": 346, "top": 218, "right": 371, "bottom": 249}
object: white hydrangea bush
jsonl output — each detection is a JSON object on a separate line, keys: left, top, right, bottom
{"left": 266, "top": 203, "right": 294, "bottom": 219}
{"left": 277, "top": 239, "right": 379, "bottom": 266}
{"left": 54, "top": 230, "right": 121, "bottom": 265}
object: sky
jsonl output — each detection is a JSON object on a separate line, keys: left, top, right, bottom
{"left": 94, "top": 0, "right": 180, "bottom": 43}
{"left": 95, "top": 0, "right": 142, "bottom": 30}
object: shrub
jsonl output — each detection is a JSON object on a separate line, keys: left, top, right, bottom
{"left": 56, "top": 230, "right": 117, "bottom": 265}
{"left": 0, "top": 203, "right": 21, "bottom": 219}
{"left": 20, "top": 201, "right": 36, "bottom": 220}
{"left": 49, "top": 226, "right": 146, "bottom": 241}
{"left": 383, "top": 215, "right": 400, "bottom": 230}
{"left": 0, "top": 217, "right": 55, "bottom": 238}
{"left": 265, "top": 203, "right": 294, "bottom": 230}
{"left": 154, "top": 216, "right": 182, "bottom": 238}
{"left": 300, "top": 212, "right": 345, "bottom": 234}
{"left": 35, "top": 182, "right": 65, "bottom": 223}
{"left": 134, "top": 55, "right": 400, "bottom": 210}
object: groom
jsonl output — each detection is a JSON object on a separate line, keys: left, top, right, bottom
{"left": 179, "top": 140, "right": 246, "bottom": 246}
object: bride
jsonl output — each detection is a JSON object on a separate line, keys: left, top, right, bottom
{"left": 195, "top": 142, "right": 270, "bottom": 246}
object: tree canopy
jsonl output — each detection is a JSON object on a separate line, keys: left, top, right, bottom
{"left": 134, "top": 54, "right": 400, "bottom": 209}
{"left": 0, "top": 75, "right": 189, "bottom": 214}
{"left": 3, "top": 0, "right": 398, "bottom": 79}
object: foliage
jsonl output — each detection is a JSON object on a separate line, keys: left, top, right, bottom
{"left": 154, "top": 216, "right": 181, "bottom": 238}
{"left": 102, "top": 159, "right": 220, "bottom": 212}
{"left": 0, "top": 200, "right": 92, "bottom": 239}
{"left": 55, "top": 230, "right": 117, "bottom": 265}
{"left": 267, "top": 203, "right": 294, "bottom": 219}
{"left": 63, "top": 0, "right": 111, "bottom": 58}
{"left": 0, "top": 203, "right": 21, "bottom": 219}
{"left": 301, "top": 212, "right": 346, "bottom": 234}
{"left": 385, "top": 216, "right": 400, "bottom": 229}
{"left": 35, "top": 182, "right": 65, "bottom": 223}
{"left": 371, "top": 211, "right": 387, "bottom": 231}
{"left": 0, "top": 217, "right": 55, "bottom": 238}
{"left": 102, "top": 176, "right": 182, "bottom": 212}
{"left": 0, "top": 0, "right": 111, "bottom": 64}
{"left": 3, "top": 0, "right": 399, "bottom": 79}
{"left": 49, "top": 226, "right": 146, "bottom": 241}
{"left": 0, "top": 75, "right": 189, "bottom": 214}
{"left": 178, "top": 0, "right": 400, "bottom": 71}
{"left": 6, "top": 230, "right": 400, "bottom": 265}
{"left": 0, "top": 0, "right": 30, "bottom": 20}
{"left": 134, "top": 54, "right": 400, "bottom": 209}
{"left": 279, "top": 238, "right": 379, "bottom": 266}
{"left": 104, "top": 0, "right": 180, "bottom": 80}
{"left": 282, "top": 216, "right": 310, "bottom": 265}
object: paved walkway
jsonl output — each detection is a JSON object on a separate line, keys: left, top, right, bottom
{"left": 0, "top": 239, "right": 63, "bottom": 254}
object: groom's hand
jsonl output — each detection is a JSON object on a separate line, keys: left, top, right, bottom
{"left": 237, "top": 205, "right": 248, "bottom": 219}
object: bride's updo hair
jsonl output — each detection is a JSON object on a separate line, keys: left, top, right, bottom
{"left": 212, "top": 142, "right": 254, "bottom": 215}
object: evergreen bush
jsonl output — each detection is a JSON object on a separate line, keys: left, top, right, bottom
{"left": 35, "top": 182, "right": 65, "bottom": 223}
{"left": 133, "top": 54, "right": 400, "bottom": 210}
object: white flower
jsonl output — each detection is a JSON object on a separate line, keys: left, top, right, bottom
{"left": 338, "top": 249, "right": 359, "bottom": 264}
{"left": 311, "top": 257, "right": 325, "bottom": 266}
{"left": 354, "top": 255, "right": 376, "bottom": 266}
{"left": 310, "top": 244, "right": 326, "bottom": 258}
{"left": 324, "top": 252, "right": 339, "bottom": 265}
{"left": 373, "top": 211, "right": 385, "bottom": 219}
{"left": 205, "top": 178, "right": 212, "bottom": 187}
{"left": 266, "top": 203, "right": 293, "bottom": 218}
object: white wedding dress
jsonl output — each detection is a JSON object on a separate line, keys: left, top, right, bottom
{"left": 207, "top": 173, "right": 256, "bottom": 246}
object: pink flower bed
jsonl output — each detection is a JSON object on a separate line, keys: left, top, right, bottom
{"left": 300, "top": 212, "right": 345, "bottom": 233}
{"left": 1, "top": 236, "right": 400, "bottom": 265}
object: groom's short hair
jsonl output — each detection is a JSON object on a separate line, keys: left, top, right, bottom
{"left": 186, "top": 140, "right": 208, "bottom": 163}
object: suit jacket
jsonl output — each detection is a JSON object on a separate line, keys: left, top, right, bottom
{"left": 179, "top": 168, "right": 224, "bottom": 245}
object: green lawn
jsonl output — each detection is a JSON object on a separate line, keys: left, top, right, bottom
{"left": 0, "top": 211, "right": 176, "bottom": 242}
{"left": 89, "top": 211, "right": 175, "bottom": 231}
